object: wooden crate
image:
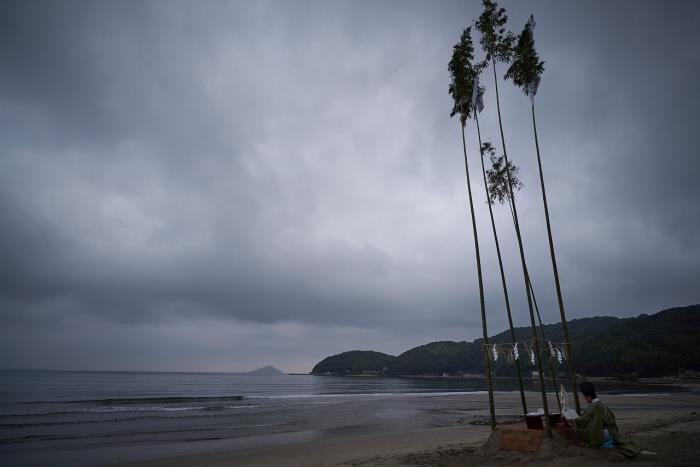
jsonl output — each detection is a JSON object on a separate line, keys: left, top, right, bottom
{"left": 499, "top": 424, "right": 544, "bottom": 452}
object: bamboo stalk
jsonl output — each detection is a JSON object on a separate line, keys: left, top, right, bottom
{"left": 460, "top": 122, "right": 496, "bottom": 430}
{"left": 527, "top": 275, "right": 562, "bottom": 414}
{"left": 530, "top": 103, "right": 580, "bottom": 413}
{"left": 475, "top": 113, "right": 528, "bottom": 416}
{"left": 506, "top": 196, "right": 562, "bottom": 413}
{"left": 492, "top": 59, "right": 550, "bottom": 435}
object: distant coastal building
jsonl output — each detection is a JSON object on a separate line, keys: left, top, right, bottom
{"left": 360, "top": 367, "right": 389, "bottom": 376}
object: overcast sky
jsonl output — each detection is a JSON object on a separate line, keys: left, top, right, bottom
{"left": 1, "top": 0, "right": 698, "bottom": 373}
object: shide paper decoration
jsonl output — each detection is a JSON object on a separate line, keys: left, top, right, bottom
{"left": 484, "top": 340, "right": 570, "bottom": 366}
{"left": 471, "top": 75, "right": 484, "bottom": 116}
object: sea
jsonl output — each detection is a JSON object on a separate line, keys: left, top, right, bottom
{"left": 0, "top": 370, "right": 687, "bottom": 466}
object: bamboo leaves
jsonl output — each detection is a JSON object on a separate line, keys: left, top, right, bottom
{"left": 505, "top": 15, "right": 545, "bottom": 104}
{"left": 483, "top": 142, "right": 523, "bottom": 206}
{"left": 475, "top": 0, "right": 514, "bottom": 63}
{"left": 448, "top": 28, "right": 485, "bottom": 125}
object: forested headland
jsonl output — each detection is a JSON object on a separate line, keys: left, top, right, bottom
{"left": 311, "top": 305, "right": 700, "bottom": 378}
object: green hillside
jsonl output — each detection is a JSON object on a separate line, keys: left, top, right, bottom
{"left": 311, "top": 305, "right": 700, "bottom": 377}
{"left": 312, "top": 350, "right": 395, "bottom": 374}
{"left": 391, "top": 341, "right": 483, "bottom": 375}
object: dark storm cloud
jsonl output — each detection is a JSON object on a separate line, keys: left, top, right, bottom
{"left": 1, "top": 0, "right": 698, "bottom": 372}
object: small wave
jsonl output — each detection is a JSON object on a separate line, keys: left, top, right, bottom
{"left": 3, "top": 390, "right": 496, "bottom": 418}
{"left": 24, "top": 395, "right": 244, "bottom": 405}
{"left": 224, "top": 404, "right": 268, "bottom": 409}
{"left": 0, "top": 405, "right": 212, "bottom": 417}
{"left": 0, "top": 421, "right": 294, "bottom": 445}
{"left": 0, "top": 413, "right": 190, "bottom": 428}
{"left": 248, "top": 390, "right": 490, "bottom": 400}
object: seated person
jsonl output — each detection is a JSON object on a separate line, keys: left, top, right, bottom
{"left": 572, "top": 381, "right": 640, "bottom": 457}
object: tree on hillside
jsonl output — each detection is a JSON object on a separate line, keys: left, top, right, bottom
{"left": 448, "top": 27, "right": 495, "bottom": 429}
{"left": 505, "top": 14, "right": 581, "bottom": 412}
{"left": 476, "top": 0, "right": 551, "bottom": 431}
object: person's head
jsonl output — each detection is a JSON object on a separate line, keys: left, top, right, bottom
{"left": 579, "top": 381, "right": 597, "bottom": 403}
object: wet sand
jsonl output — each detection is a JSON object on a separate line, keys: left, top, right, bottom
{"left": 104, "top": 391, "right": 700, "bottom": 466}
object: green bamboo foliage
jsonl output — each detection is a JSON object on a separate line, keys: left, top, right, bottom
{"left": 448, "top": 27, "right": 495, "bottom": 430}
{"left": 484, "top": 144, "right": 522, "bottom": 209}
{"left": 506, "top": 14, "right": 582, "bottom": 413}
{"left": 475, "top": 0, "right": 514, "bottom": 64}
{"left": 504, "top": 15, "right": 544, "bottom": 104}
{"left": 476, "top": 0, "right": 551, "bottom": 433}
{"left": 448, "top": 30, "right": 486, "bottom": 125}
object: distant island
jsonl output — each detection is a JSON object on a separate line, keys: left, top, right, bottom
{"left": 242, "top": 365, "right": 284, "bottom": 376}
{"left": 311, "top": 305, "right": 700, "bottom": 378}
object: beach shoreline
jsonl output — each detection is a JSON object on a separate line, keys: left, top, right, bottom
{"left": 3, "top": 373, "right": 698, "bottom": 467}
{"left": 100, "top": 392, "right": 700, "bottom": 467}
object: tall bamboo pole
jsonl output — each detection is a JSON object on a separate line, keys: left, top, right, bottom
{"left": 475, "top": 113, "right": 527, "bottom": 416}
{"left": 459, "top": 120, "right": 496, "bottom": 430}
{"left": 505, "top": 198, "right": 561, "bottom": 413}
{"left": 531, "top": 103, "right": 580, "bottom": 413}
{"left": 492, "top": 59, "right": 550, "bottom": 434}
{"left": 528, "top": 277, "right": 562, "bottom": 413}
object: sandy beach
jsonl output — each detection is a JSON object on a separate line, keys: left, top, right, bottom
{"left": 102, "top": 390, "right": 700, "bottom": 467}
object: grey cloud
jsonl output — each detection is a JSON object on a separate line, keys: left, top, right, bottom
{"left": 0, "top": 0, "right": 698, "bottom": 372}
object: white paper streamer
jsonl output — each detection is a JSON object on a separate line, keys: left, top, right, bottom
{"left": 513, "top": 342, "right": 519, "bottom": 360}
{"left": 559, "top": 384, "right": 568, "bottom": 413}
{"left": 527, "top": 14, "right": 536, "bottom": 32}
{"left": 530, "top": 349, "right": 536, "bottom": 366}
{"left": 548, "top": 341, "right": 555, "bottom": 357}
{"left": 471, "top": 76, "right": 484, "bottom": 116}
{"left": 492, "top": 344, "right": 498, "bottom": 362}
{"left": 526, "top": 78, "right": 540, "bottom": 104}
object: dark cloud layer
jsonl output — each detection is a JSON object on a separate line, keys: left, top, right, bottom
{"left": 1, "top": 1, "right": 698, "bottom": 372}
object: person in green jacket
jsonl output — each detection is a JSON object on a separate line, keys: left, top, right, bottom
{"left": 572, "top": 381, "right": 641, "bottom": 457}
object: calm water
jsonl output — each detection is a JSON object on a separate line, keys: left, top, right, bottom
{"left": 0, "top": 370, "right": 685, "bottom": 466}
